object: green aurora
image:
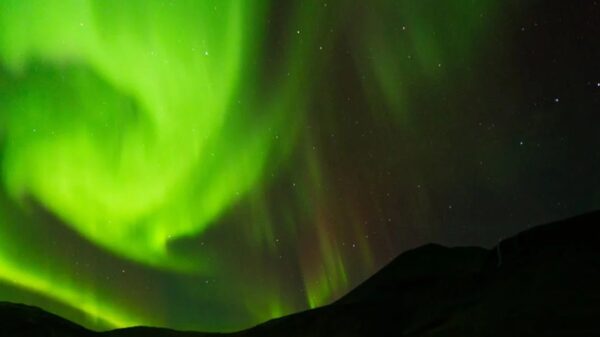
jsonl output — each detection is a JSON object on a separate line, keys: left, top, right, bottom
{"left": 3, "top": 0, "right": 593, "bottom": 332}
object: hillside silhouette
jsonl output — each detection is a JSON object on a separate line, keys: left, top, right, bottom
{"left": 2, "top": 211, "right": 599, "bottom": 336}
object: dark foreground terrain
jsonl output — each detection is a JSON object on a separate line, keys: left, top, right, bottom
{"left": 1, "top": 211, "right": 600, "bottom": 336}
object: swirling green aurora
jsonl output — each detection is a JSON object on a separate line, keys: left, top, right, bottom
{"left": 2, "top": 0, "right": 595, "bottom": 333}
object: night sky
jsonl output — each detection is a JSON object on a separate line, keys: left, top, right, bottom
{"left": 0, "top": 0, "right": 599, "bottom": 333}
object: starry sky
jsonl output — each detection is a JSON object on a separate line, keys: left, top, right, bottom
{"left": 0, "top": 0, "right": 599, "bottom": 333}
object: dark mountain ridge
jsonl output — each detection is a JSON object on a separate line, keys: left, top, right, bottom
{"left": 2, "top": 211, "right": 600, "bottom": 336}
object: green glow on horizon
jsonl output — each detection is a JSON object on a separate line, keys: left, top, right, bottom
{"left": 0, "top": 251, "right": 140, "bottom": 328}
{"left": 0, "top": 190, "right": 143, "bottom": 329}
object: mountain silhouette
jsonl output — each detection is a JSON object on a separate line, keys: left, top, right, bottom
{"left": 2, "top": 211, "right": 600, "bottom": 336}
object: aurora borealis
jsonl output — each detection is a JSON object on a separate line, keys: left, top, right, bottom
{"left": 1, "top": 0, "right": 600, "bottom": 333}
